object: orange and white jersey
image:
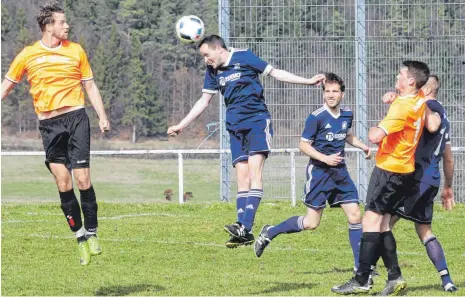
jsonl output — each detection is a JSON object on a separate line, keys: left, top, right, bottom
{"left": 5, "top": 40, "right": 93, "bottom": 114}
{"left": 376, "top": 91, "right": 427, "bottom": 174}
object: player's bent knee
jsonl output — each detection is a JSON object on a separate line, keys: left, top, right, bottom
{"left": 75, "top": 175, "right": 91, "bottom": 190}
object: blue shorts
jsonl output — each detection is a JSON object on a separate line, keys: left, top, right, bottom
{"left": 395, "top": 181, "right": 438, "bottom": 224}
{"left": 228, "top": 119, "right": 273, "bottom": 166}
{"left": 302, "top": 164, "right": 359, "bottom": 209}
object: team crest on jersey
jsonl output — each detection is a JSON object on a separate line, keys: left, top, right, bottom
{"left": 342, "top": 121, "right": 348, "bottom": 130}
{"left": 234, "top": 63, "right": 241, "bottom": 69}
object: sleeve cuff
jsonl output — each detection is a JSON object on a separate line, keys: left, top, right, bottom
{"left": 446, "top": 141, "right": 451, "bottom": 145}
{"left": 5, "top": 75, "right": 19, "bottom": 83}
{"left": 378, "top": 125, "right": 389, "bottom": 135}
{"left": 81, "top": 77, "right": 94, "bottom": 81}
{"left": 262, "top": 65, "right": 273, "bottom": 76}
{"left": 347, "top": 128, "right": 353, "bottom": 135}
{"left": 301, "top": 137, "right": 313, "bottom": 143}
{"left": 202, "top": 89, "right": 218, "bottom": 94}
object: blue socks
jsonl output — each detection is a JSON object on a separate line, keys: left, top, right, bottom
{"left": 267, "top": 216, "right": 304, "bottom": 239}
{"left": 424, "top": 235, "right": 453, "bottom": 286}
{"left": 236, "top": 191, "right": 248, "bottom": 222}
{"left": 349, "top": 223, "right": 362, "bottom": 270}
{"left": 241, "top": 189, "right": 263, "bottom": 231}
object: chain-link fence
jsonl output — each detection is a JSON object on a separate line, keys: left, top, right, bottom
{"left": 219, "top": 0, "right": 465, "bottom": 202}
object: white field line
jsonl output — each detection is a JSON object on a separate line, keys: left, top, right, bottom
{"left": 9, "top": 233, "right": 426, "bottom": 256}
{"left": 2, "top": 212, "right": 192, "bottom": 224}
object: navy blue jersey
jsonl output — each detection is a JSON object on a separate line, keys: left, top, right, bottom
{"left": 301, "top": 105, "right": 353, "bottom": 166}
{"left": 202, "top": 48, "right": 273, "bottom": 130}
{"left": 415, "top": 100, "right": 451, "bottom": 186}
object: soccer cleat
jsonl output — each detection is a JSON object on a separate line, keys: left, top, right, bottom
{"left": 331, "top": 278, "right": 371, "bottom": 295}
{"left": 78, "top": 241, "right": 91, "bottom": 265}
{"left": 377, "top": 277, "right": 407, "bottom": 296}
{"left": 443, "top": 282, "right": 458, "bottom": 293}
{"left": 254, "top": 225, "right": 272, "bottom": 258}
{"left": 224, "top": 222, "right": 247, "bottom": 238}
{"left": 225, "top": 235, "right": 254, "bottom": 248}
{"left": 86, "top": 235, "right": 102, "bottom": 256}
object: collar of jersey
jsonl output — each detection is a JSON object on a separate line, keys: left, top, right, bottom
{"left": 324, "top": 103, "right": 341, "bottom": 119}
{"left": 40, "top": 40, "right": 63, "bottom": 51}
{"left": 223, "top": 48, "right": 235, "bottom": 67}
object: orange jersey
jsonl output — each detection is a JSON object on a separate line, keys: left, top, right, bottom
{"left": 5, "top": 40, "right": 93, "bottom": 114}
{"left": 376, "top": 91, "right": 426, "bottom": 173}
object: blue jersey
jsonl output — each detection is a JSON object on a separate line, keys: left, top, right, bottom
{"left": 415, "top": 100, "right": 451, "bottom": 186}
{"left": 301, "top": 105, "right": 353, "bottom": 167}
{"left": 202, "top": 48, "right": 273, "bottom": 130}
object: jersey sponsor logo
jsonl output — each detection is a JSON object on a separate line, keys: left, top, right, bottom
{"left": 219, "top": 72, "right": 241, "bottom": 86}
{"left": 342, "top": 121, "right": 348, "bottom": 130}
{"left": 326, "top": 132, "right": 346, "bottom": 141}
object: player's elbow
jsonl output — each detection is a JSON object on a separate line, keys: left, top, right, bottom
{"left": 299, "top": 140, "right": 307, "bottom": 152}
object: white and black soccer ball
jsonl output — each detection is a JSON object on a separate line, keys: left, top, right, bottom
{"left": 175, "top": 15, "right": 205, "bottom": 43}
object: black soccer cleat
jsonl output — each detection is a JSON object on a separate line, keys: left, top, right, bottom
{"left": 443, "top": 282, "right": 458, "bottom": 293}
{"left": 225, "top": 236, "right": 243, "bottom": 249}
{"left": 331, "top": 278, "right": 371, "bottom": 295}
{"left": 377, "top": 276, "right": 407, "bottom": 296}
{"left": 224, "top": 222, "right": 247, "bottom": 238}
{"left": 254, "top": 225, "right": 272, "bottom": 258}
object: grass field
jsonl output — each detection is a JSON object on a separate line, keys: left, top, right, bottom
{"left": 2, "top": 202, "right": 465, "bottom": 296}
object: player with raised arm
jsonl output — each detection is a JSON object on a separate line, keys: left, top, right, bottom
{"left": 167, "top": 34, "right": 325, "bottom": 248}
{"left": 331, "top": 61, "right": 430, "bottom": 296}
{"left": 1, "top": 1, "right": 109, "bottom": 265}
{"left": 253, "top": 73, "right": 372, "bottom": 274}
{"left": 377, "top": 75, "right": 457, "bottom": 292}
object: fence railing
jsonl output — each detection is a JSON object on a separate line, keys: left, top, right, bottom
{"left": 3, "top": 147, "right": 465, "bottom": 205}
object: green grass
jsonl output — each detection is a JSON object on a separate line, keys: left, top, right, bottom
{"left": 2, "top": 202, "right": 465, "bottom": 296}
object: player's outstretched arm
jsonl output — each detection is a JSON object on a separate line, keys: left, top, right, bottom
{"left": 1, "top": 79, "right": 16, "bottom": 100}
{"left": 345, "top": 134, "right": 372, "bottom": 159}
{"left": 269, "top": 70, "right": 325, "bottom": 86}
{"left": 441, "top": 143, "right": 455, "bottom": 210}
{"left": 82, "top": 79, "right": 110, "bottom": 132}
{"left": 167, "top": 92, "right": 214, "bottom": 136}
{"left": 299, "top": 140, "right": 343, "bottom": 166}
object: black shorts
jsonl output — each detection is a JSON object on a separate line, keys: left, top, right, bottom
{"left": 395, "top": 182, "right": 438, "bottom": 224}
{"left": 38, "top": 108, "right": 90, "bottom": 171}
{"left": 365, "top": 166, "right": 416, "bottom": 215}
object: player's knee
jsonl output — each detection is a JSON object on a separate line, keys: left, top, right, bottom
{"left": 248, "top": 168, "right": 262, "bottom": 183}
{"left": 346, "top": 209, "right": 361, "bottom": 224}
{"left": 75, "top": 174, "right": 91, "bottom": 190}
{"left": 302, "top": 218, "right": 320, "bottom": 230}
{"left": 415, "top": 223, "right": 432, "bottom": 241}
{"left": 54, "top": 176, "right": 72, "bottom": 192}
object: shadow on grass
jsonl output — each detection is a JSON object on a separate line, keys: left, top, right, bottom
{"left": 95, "top": 284, "right": 165, "bottom": 296}
{"left": 253, "top": 282, "right": 315, "bottom": 294}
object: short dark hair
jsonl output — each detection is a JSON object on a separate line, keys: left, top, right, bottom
{"left": 322, "top": 72, "right": 345, "bottom": 92}
{"left": 402, "top": 60, "right": 430, "bottom": 89}
{"left": 198, "top": 34, "right": 228, "bottom": 50}
{"left": 36, "top": 1, "right": 64, "bottom": 32}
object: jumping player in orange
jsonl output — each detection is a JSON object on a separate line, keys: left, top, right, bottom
{"left": 1, "top": 1, "right": 109, "bottom": 265}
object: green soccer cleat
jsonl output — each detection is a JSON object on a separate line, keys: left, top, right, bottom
{"left": 78, "top": 241, "right": 91, "bottom": 265}
{"left": 87, "top": 235, "right": 102, "bottom": 256}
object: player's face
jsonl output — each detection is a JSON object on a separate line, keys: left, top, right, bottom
{"left": 51, "top": 13, "right": 69, "bottom": 41}
{"left": 323, "top": 82, "right": 344, "bottom": 108}
{"left": 199, "top": 44, "right": 222, "bottom": 69}
{"left": 395, "top": 67, "right": 414, "bottom": 92}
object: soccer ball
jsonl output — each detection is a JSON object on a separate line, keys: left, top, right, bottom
{"left": 175, "top": 15, "right": 205, "bottom": 43}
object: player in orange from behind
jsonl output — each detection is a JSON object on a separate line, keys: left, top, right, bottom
{"left": 1, "top": 1, "right": 109, "bottom": 266}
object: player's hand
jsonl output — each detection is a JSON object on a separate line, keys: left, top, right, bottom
{"left": 99, "top": 119, "right": 110, "bottom": 133}
{"left": 363, "top": 146, "right": 372, "bottom": 160}
{"left": 167, "top": 125, "right": 183, "bottom": 137}
{"left": 382, "top": 91, "right": 398, "bottom": 104}
{"left": 308, "top": 74, "right": 326, "bottom": 86}
{"left": 323, "top": 152, "right": 344, "bottom": 166}
{"left": 440, "top": 186, "right": 455, "bottom": 211}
